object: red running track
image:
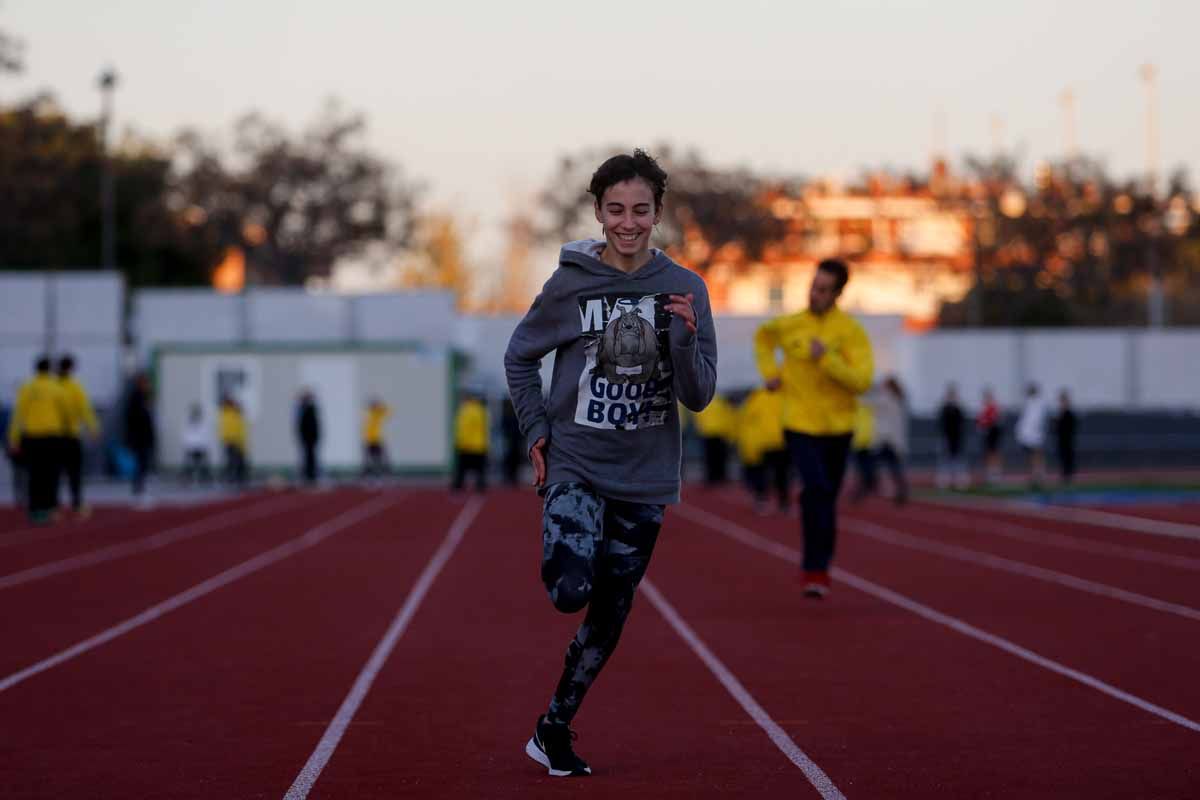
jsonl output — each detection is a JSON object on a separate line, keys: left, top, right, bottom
{"left": 0, "top": 486, "right": 1197, "bottom": 798}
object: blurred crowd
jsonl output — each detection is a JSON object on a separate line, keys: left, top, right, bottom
{"left": 3, "top": 355, "right": 1080, "bottom": 526}
{"left": 685, "top": 376, "right": 1079, "bottom": 515}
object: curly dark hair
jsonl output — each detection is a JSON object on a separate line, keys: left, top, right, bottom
{"left": 588, "top": 148, "right": 668, "bottom": 210}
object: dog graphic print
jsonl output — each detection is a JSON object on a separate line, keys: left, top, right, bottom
{"left": 574, "top": 293, "right": 675, "bottom": 431}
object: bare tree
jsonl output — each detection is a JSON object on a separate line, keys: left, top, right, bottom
{"left": 172, "top": 101, "right": 420, "bottom": 285}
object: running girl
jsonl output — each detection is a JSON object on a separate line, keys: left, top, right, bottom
{"left": 505, "top": 149, "right": 718, "bottom": 776}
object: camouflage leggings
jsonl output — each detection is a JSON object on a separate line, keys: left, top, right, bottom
{"left": 541, "top": 482, "right": 664, "bottom": 726}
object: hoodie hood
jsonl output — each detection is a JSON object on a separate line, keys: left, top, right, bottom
{"left": 559, "top": 238, "right": 673, "bottom": 280}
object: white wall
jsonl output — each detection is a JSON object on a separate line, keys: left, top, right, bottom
{"left": 122, "top": 284, "right": 1200, "bottom": 418}
{"left": 0, "top": 272, "right": 123, "bottom": 406}
{"left": 902, "top": 332, "right": 1020, "bottom": 413}
{"left": 458, "top": 319, "right": 1200, "bottom": 415}
{"left": 134, "top": 290, "right": 243, "bottom": 359}
{"left": 1134, "top": 332, "right": 1200, "bottom": 408}
{"left": 156, "top": 347, "right": 451, "bottom": 471}
{"left": 136, "top": 288, "right": 457, "bottom": 361}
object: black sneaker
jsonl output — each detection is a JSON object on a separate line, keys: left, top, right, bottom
{"left": 524, "top": 715, "right": 592, "bottom": 777}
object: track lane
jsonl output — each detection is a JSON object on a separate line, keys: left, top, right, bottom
{"left": 0, "top": 489, "right": 460, "bottom": 798}
{"left": 0, "top": 491, "right": 279, "bottom": 565}
{"left": 669, "top": 493, "right": 1199, "bottom": 797}
{"left": 694, "top": 493, "right": 1200, "bottom": 723}
{"left": 919, "top": 497, "right": 1200, "bottom": 553}
{"left": 853, "top": 500, "right": 1200, "bottom": 573}
{"left": 305, "top": 488, "right": 836, "bottom": 799}
{"left": 1087, "top": 503, "right": 1200, "bottom": 525}
{"left": 842, "top": 499, "right": 1200, "bottom": 609}
{"left": 0, "top": 491, "right": 314, "bottom": 589}
{"left": 0, "top": 490, "right": 358, "bottom": 677}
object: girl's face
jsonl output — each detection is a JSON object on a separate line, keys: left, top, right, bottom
{"left": 594, "top": 178, "right": 660, "bottom": 267}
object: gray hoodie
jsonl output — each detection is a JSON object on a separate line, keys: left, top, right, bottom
{"left": 504, "top": 239, "right": 718, "bottom": 504}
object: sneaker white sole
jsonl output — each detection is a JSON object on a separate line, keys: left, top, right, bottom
{"left": 525, "top": 737, "right": 577, "bottom": 777}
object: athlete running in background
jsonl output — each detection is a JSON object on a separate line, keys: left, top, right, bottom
{"left": 754, "top": 259, "right": 873, "bottom": 598}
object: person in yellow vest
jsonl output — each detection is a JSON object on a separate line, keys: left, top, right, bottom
{"left": 57, "top": 354, "right": 100, "bottom": 518}
{"left": 362, "top": 398, "right": 391, "bottom": 478}
{"left": 452, "top": 392, "right": 490, "bottom": 492}
{"left": 7, "top": 356, "right": 69, "bottom": 523}
{"left": 754, "top": 259, "right": 874, "bottom": 598}
{"left": 735, "top": 391, "right": 767, "bottom": 511}
{"left": 849, "top": 396, "right": 877, "bottom": 503}
{"left": 218, "top": 396, "right": 248, "bottom": 487}
{"left": 693, "top": 392, "right": 736, "bottom": 485}
{"left": 738, "top": 385, "right": 790, "bottom": 514}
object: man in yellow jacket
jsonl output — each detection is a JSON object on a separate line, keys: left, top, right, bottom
{"left": 849, "top": 397, "right": 877, "bottom": 503}
{"left": 58, "top": 355, "right": 100, "bottom": 517}
{"left": 7, "top": 356, "right": 69, "bottom": 523}
{"left": 754, "top": 259, "right": 874, "bottom": 597}
{"left": 452, "top": 392, "right": 490, "bottom": 492}
{"left": 693, "top": 392, "right": 736, "bottom": 485}
{"left": 738, "top": 385, "right": 790, "bottom": 514}
{"left": 218, "top": 396, "right": 249, "bottom": 486}
{"left": 362, "top": 398, "right": 391, "bottom": 478}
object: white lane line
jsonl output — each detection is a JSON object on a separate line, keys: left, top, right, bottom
{"left": 842, "top": 518, "right": 1200, "bottom": 623}
{"left": 0, "top": 493, "right": 274, "bottom": 549}
{"left": 895, "top": 506, "right": 1200, "bottom": 572}
{"left": 0, "top": 493, "right": 400, "bottom": 694}
{"left": 283, "top": 495, "right": 485, "bottom": 800}
{"left": 674, "top": 503, "right": 1200, "bottom": 735}
{"left": 0, "top": 493, "right": 312, "bottom": 591}
{"left": 0, "top": 520, "right": 121, "bottom": 550}
{"left": 640, "top": 578, "right": 846, "bottom": 800}
{"left": 924, "top": 496, "right": 1200, "bottom": 542}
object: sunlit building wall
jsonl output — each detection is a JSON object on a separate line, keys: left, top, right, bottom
{"left": 710, "top": 174, "right": 976, "bottom": 326}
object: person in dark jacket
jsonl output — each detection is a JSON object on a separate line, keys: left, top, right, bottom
{"left": 1055, "top": 389, "right": 1078, "bottom": 484}
{"left": 296, "top": 389, "right": 321, "bottom": 485}
{"left": 0, "top": 397, "right": 27, "bottom": 509}
{"left": 124, "top": 373, "right": 156, "bottom": 502}
{"left": 937, "top": 383, "right": 968, "bottom": 490}
{"left": 500, "top": 397, "right": 522, "bottom": 487}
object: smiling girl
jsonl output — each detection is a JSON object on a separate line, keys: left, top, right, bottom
{"left": 505, "top": 149, "right": 718, "bottom": 776}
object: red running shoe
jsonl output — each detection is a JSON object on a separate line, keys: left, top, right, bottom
{"left": 802, "top": 570, "right": 830, "bottom": 598}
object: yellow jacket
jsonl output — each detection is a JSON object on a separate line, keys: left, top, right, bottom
{"left": 852, "top": 401, "right": 875, "bottom": 451}
{"left": 218, "top": 406, "right": 247, "bottom": 449}
{"left": 61, "top": 376, "right": 100, "bottom": 438}
{"left": 754, "top": 307, "right": 874, "bottom": 435}
{"left": 693, "top": 394, "right": 736, "bottom": 439}
{"left": 8, "top": 373, "right": 68, "bottom": 447}
{"left": 363, "top": 405, "right": 390, "bottom": 445}
{"left": 736, "top": 388, "right": 786, "bottom": 465}
{"left": 454, "top": 399, "right": 489, "bottom": 455}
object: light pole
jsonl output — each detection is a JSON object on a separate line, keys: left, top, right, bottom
{"left": 1059, "top": 88, "right": 1077, "bottom": 163}
{"left": 1140, "top": 63, "right": 1159, "bottom": 199}
{"left": 98, "top": 67, "right": 118, "bottom": 270}
{"left": 1140, "top": 63, "right": 1164, "bottom": 326}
